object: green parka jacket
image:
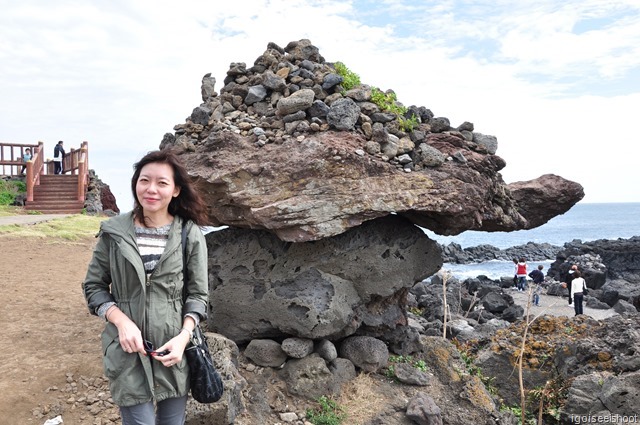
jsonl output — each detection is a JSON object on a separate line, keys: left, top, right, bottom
{"left": 83, "top": 212, "right": 208, "bottom": 407}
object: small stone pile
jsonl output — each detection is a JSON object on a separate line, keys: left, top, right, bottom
{"left": 162, "top": 38, "right": 499, "bottom": 173}
{"left": 33, "top": 372, "right": 120, "bottom": 424}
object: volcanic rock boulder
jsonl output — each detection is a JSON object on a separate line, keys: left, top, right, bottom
{"left": 181, "top": 130, "right": 583, "bottom": 242}
{"left": 206, "top": 215, "right": 442, "bottom": 343}
{"left": 165, "top": 39, "right": 583, "bottom": 242}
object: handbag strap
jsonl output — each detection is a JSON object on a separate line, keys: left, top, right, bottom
{"left": 181, "top": 222, "right": 206, "bottom": 346}
{"left": 181, "top": 222, "right": 189, "bottom": 303}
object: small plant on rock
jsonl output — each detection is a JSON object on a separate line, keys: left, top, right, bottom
{"left": 306, "top": 396, "right": 347, "bottom": 425}
{"left": 370, "top": 87, "right": 420, "bottom": 133}
{"left": 333, "top": 61, "right": 361, "bottom": 91}
{"left": 408, "top": 306, "right": 424, "bottom": 316}
{"left": 500, "top": 405, "right": 536, "bottom": 425}
{"left": 385, "top": 354, "right": 429, "bottom": 379}
{"left": 399, "top": 114, "right": 420, "bottom": 132}
{"left": 370, "top": 87, "right": 405, "bottom": 115}
{"left": 454, "top": 339, "right": 497, "bottom": 394}
{"left": 528, "top": 375, "right": 569, "bottom": 424}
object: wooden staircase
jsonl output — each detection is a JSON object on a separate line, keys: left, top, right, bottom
{"left": 25, "top": 174, "right": 85, "bottom": 214}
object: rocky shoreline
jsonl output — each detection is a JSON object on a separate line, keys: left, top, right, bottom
{"left": 442, "top": 236, "right": 640, "bottom": 313}
{"left": 441, "top": 240, "right": 562, "bottom": 264}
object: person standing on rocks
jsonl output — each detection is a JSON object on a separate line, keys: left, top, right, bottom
{"left": 516, "top": 257, "right": 528, "bottom": 291}
{"left": 53, "top": 140, "right": 65, "bottom": 174}
{"left": 83, "top": 149, "right": 210, "bottom": 425}
{"left": 529, "top": 265, "right": 545, "bottom": 306}
{"left": 569, "top": 270, "right": 587, "bottom": 316}
{"left": 562, "top": 264, "right": 578, "bottom": 304}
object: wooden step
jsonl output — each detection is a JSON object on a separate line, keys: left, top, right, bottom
{"left": 32, "top": 190, "right": 79, "bottom": 198}
{"left": 25, "top": 174, "right": 85, "bottom": 214}
{"left": 24, "top": 206, "right": 84, "bottom": 214}
{"left": 25, "top": 203, "right": 84, "bottom": 214}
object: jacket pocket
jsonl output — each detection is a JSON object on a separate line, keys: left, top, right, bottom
{"left": 101, "top": 326, "right": 133, "bottom": 380}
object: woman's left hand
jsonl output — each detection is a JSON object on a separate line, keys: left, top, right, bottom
{"left": 152, "top": 329, "right": 191, "bottom": 367}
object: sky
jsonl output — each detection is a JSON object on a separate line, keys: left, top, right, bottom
{"left": 1, "top": 0, "right": 639, "bottom": 210}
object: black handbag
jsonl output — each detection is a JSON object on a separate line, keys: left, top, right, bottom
{"left": 184, "top": 325, "right": 224, "bottom": 403}
{"left": 181, "top": 224, "right": 224, "bottom": 403}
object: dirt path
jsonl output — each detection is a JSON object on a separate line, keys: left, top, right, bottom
{"left": 0, "top": 235, "right": 106, "bottom": 424}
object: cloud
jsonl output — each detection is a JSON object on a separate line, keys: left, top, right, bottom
{"left": 0, "top": 0, "right": 638, "bottom": 206}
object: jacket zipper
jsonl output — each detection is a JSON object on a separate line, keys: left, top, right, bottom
{"left": 141, "top": 230, "right": 181, "bottom": 343}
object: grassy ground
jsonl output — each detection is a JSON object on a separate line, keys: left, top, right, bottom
{"left": 0, "top": 208, "right": 105, "bottom": 240}
{"left": 0, "top": 205, "right": 28, "bottom": 216}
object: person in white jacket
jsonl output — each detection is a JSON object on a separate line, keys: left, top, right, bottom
{"left": 570, "top": 270, "right": 588, "bottom": 316}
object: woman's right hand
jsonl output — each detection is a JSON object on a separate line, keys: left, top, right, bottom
{"left": 108, "top": 307, "right": 145, "bottom": 354}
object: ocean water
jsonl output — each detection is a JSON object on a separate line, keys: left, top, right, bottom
{"left": 421, "top": 202, "right": 640, "bottom": 280}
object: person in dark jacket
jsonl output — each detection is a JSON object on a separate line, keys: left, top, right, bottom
{"left": 528, "top": 265, "right": 544, "bottom": 284}
{"left": 83, "top": 149, "right": 210, "bottom": 424}
{"left": 53, "top": 141, "right": 65, "bottom": 174}
{"left": 529, "top": 265, "right": 545, "bottom": 306}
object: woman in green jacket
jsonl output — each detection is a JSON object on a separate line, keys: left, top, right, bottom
{"left": 83, "top": 149, "right": 209, "bottom": 424}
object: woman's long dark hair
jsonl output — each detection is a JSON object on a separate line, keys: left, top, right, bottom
{"left": 131, "top": 149, "right": 209, "bottom": 226}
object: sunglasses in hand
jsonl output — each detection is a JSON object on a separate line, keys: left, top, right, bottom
{"left": 143, "top": 340, "right": 170, "bottom": 356}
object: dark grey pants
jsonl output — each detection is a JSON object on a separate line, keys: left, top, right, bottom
{"left": 573, "top": 293, "right": 584, "bottom": 316}
{"left": 119, "top": 395, "right": 188, "bottom": 425}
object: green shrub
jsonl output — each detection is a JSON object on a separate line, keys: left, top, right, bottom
{"left": 399, "top": 114, "right": 420, "bottom": 132}
{"left": 370, "top": 87, "right": 420, "bottom": 132}
{"left": 306, "top": 396, "right": 347, "bottom": 425}
{"left": 0, "top": 192, "right": 13, "bottom": 205}
{"left": 14, "top": 180, "right": 26, "bottom": 192}
{"left": 333, "top": 64, "right": 418, "bottom": 132}
{"left": 370, "top": 87, "right": 406, "bottom": 115}
{"left": 333, "top": 62, "right": 361, "bottom": 91}
{"left": 0, "top": 179, "right": 25, "bottom": 206}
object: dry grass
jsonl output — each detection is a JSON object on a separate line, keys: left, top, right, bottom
{"left": 338, "top": 373, "right": 387, "bottom": 424}
{"left": 0, "top": 205, "right": 28, "bottom": 217}
{"left": 0, "top": 214, "right": 105, "bottom": 241}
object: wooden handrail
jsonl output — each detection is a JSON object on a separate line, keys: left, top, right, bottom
{"left": 0, "top": 141, "right": 89, "bottom": 203}
{"left": 0, "top": 142, "right": 40, "bottom": 177}
{"left": 26, "top": 142, "right": 44, "bottom": 202}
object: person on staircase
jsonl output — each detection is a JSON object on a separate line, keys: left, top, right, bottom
{"left": 53, "top": 140, "right": 65, "bottom": 174}
{"left": 21, "top": 148, "right": 32, "bottom": 175}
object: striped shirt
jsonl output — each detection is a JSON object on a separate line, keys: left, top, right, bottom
{"left": 136, "top": 223, "right": 172, "bottom": 274}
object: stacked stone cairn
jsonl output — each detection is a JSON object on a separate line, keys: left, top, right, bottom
{"left": 165, "top": 38, "right": 499, "bottom": 171}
